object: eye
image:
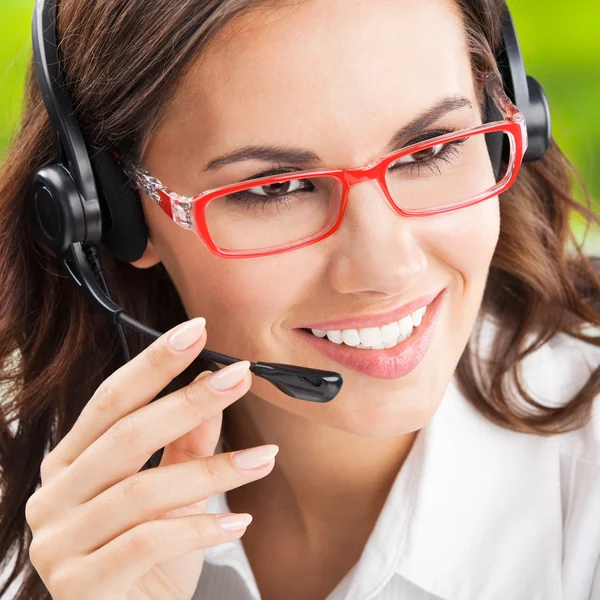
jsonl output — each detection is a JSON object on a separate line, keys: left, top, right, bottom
{"left": 247, "top": 178, "right": 307, "bottom": 196}
{"left": 394, "top": 142, "right": 446, "bottom": 164}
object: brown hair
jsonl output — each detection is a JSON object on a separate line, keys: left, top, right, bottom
{"left": 0, "top": 0, "right": 598, "bottom": 597}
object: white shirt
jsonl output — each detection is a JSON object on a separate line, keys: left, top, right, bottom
{"left": 194, "top": 316, "right": 600, "bottom": 600}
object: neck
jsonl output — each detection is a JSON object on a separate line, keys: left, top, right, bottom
{"left": 222, "top": 391, "right": 419, "bottom": 545}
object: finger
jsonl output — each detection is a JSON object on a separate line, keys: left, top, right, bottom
{"left": 82, "top": 512, "right": 254, "bottom": 598}
{"left": 154, "top": 404, "right": 222, "bottom": 523}
{"left": 32, "top": 361, "right": 252, "bottom": 521}
{"left": 55, "top": 446, "right": 277, "bottom": 557}
{"left": 159, "top": 370, "right": 222, "bottom": 468}
{"left": 41, "top": 317, "right": 208, "bottom": 483}
{"left": 155, "top": 371, "right": 222, "bottom": 520}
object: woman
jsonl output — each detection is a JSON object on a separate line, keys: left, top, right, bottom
{"left": 0, "top": 0, "right": 599, "bottom": 598}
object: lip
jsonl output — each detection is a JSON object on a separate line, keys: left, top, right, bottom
{"left": 297, "top": 288, "right": 444, "bottom": 332}
{"left": 292, "top": 288, "right": 446, "bottom": 379}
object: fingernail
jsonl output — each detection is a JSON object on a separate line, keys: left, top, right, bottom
{"left": 206, "top": 361, "right": 251, "bottom": 391}
{"left": 169, "top": 318, "right": 206, "bottom": 352}
{"left": 217, "top": 513, "right": 253, "bottom": 531}
{"left": 193, "top": 370, "right": 214, "bottom": 382}
{"left": 232, "top": 444, "right": 279, "bottom": 470}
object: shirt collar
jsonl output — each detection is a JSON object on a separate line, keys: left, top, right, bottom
{"left": 388, "top": 375, "right": 562, "bottom": 600}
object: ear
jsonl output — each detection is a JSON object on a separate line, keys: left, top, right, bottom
{"left": 129, "top": 238, "right": 162, "bottom": 269}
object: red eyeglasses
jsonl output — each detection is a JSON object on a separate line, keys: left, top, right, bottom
{"left": 123, "top": 71, "right": 527, "bottom": 259}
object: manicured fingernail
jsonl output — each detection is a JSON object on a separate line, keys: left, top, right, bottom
{"left": 193, "top": 370, "right": 214, "bottom": 382}
{"left": 217, "top": 513, "right": 253, "bottom": 531}
{"left": 206, "top": 361, "right": 251, "bottom": 391}
{"left": 232, "top": 444, "right": 279, "bottom": 470}
{"left": 169, "top": 317, "right": 206, "bottom": 352}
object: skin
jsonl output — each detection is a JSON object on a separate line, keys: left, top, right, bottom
{"left": 131, "top": 0, "right": 500, "bottom": 595}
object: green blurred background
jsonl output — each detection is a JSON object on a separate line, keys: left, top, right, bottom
{"left": 1, "top": 0, "right": 599, "bottom": 249}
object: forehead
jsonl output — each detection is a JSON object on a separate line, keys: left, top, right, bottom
{"left": 151, "top": 0, "right": 475, "bottom": 169}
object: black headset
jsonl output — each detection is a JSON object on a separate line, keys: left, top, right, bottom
{"left": 29, "top": 0, "right": 551, "bottom": 409}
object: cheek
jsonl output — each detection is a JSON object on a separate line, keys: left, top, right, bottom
{"left": 428, "top": 197, "right": 500, "bottom": 287}
{"left": 142, "top": 194, "right": 322, "bottom": 355}
{"left": 425, "top": 196, "right": 500, "bottom": 352}
{"left": 173, "top": 247, "right": 320, "bottom": 356}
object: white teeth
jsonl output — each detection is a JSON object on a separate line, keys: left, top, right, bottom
{"left": 380, "top": 321, "right": 400, "bottom": 343}
{"left": 358, "top": 327, "right": 382, "bottom": 347}
{"left": 342, "top": 329, "right": 361, "bottom": 347}
{"left": 326, "top": 330, "right": 343, "bottom": 344}
{"left": 310, "top": 304, "right": 428, "bottom": 350}
{"left": 398, "top": 315, "right": 413, "bottom": 335}
{"left": 411, "top": 307, "right": 424, "bottom": 327}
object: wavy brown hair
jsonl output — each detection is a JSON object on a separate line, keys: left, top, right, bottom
{"left": 0, "top": 0, "right": 599, "bottom": 597}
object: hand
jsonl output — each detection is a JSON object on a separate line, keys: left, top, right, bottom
{"left": 25, "top": 317, "right": 278, "bottom": 600}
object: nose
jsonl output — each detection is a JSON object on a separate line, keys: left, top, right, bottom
{"left": 326, "top": 179, "right": 428, "bottom": 296}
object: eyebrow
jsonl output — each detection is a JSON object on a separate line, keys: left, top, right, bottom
{"left": 202, "top": 95, "right": 473, "bottom": 172}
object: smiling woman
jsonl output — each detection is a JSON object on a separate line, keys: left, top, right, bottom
{"left": 0, "top": 1, "right": 599, "bottom": 600}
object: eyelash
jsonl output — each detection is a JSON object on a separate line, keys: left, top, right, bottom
{"left": 389, "top": 134, "right": 467, "bottom": 177}
{"left": 227, "top": 128, "right": 464, "bottom": 209}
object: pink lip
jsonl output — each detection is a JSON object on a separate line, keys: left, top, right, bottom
{"left": 297, "top": 288, "right": 444, "bottom": 332}
{"left": 292, "top": 288, "right": 446, "bottom": 379}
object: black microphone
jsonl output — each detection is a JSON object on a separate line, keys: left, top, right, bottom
{"left": 64, "top": 241, "right": 343, "bottom": 404}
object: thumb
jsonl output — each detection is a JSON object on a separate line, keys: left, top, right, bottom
{"left": 159, "top": 370, "right": 224, "bottom": 468}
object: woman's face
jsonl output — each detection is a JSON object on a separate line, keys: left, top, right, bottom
{"left": 134, "top": 0, "right": 500, "bottom": 437}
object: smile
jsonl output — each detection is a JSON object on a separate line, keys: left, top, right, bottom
{"left": 304, "top": 304, "right": 427, "bottom": 350}
{"left": 294, "top": 289, "right": 446, "bottom": 379}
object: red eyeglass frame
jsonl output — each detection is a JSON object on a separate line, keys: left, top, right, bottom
{"left": 122, "top": 71, "right": 528, "bottom": 259}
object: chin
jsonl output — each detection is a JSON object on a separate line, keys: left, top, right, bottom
{"left": 332, "top": 383, "right": 447, "bottom": 437}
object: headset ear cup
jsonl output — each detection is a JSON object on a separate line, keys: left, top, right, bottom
{"left": 30, "top": 164, "right": 87, "bottom": 257}
{"left": 523, "top": 76, "right": 552, "bottom": 161}
{"left": 89, "top": 149, "right": 149, "bottom": 263}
